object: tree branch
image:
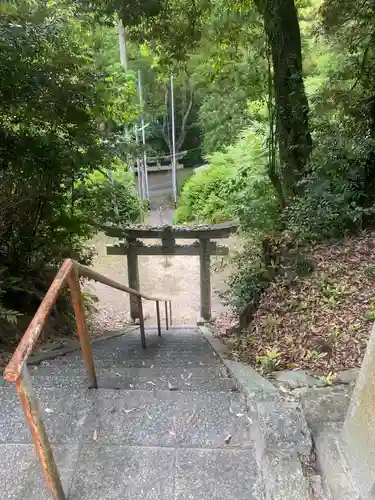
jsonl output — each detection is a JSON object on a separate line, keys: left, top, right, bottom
{"left": 176, "top": 87, "right": 193, "bottom": 151}
{"left": 349, "top": 32, "right": 375, "bottom": 92}
{"left": 162, "top": 84, "right": 172, "bottom": 152}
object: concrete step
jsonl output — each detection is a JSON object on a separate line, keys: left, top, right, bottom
{"left": 103, "top": 326, "right": 209, "bottom": 343}
{"left": 30, "top": 366, "right": 236, "bottom": 392}
{"left": 0, "top": 443, "right": 80, "bottom": 500}
{"left": 299, "top": 386, "right": 351, "bottom": 436}
{"left": 256, "top": 401, "right": 312, "bottom": 456}
{"left": 27, "top": 329, "right": 224, "bottom": 375}
{"left": 0, "top": 386, "right": 91, "bottom": 444}
{"left": 95, "top": 334, "right": 218, "bottom": 352}
{"left": 26, "top": 327, "right": 229, "bottom": 389}
{"left": 0, "top": 443, "right": 265, "bottom": 500}
{"left": 84, "top": 388, "right": 255, "bottom": 449}
{"left": 253, "top": 401, "right": 313, "bottom": 500}
{"left": 28, "top": 349, "right": 225, "bottom": 374}
{"left": 314, "top": 424, "right": 361, "bottom": 500}
{"left": 261, "top": 450, "right": 311, "bottom": 500}
{"left": 298, "top": 386, "right": 357, "bottom": 499}
{"left": 1, "top": 326, "right": 321, "bottom": 500}
{"left": 91, "top": 327, "right": 212, "bottom": 348}
{"left": 0, "top": 386, "right": 253, "bottom": 448}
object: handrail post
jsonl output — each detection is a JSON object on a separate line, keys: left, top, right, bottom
{"left": 165, "top": 301, "right": 169, "bottom": 331}
{"left": 169, "top": 301, "right": 172, "bottom": 327}
{"left": 199, "top": 237, "right": 212, "bottom": 321}
{"left": 127, "top": 238, "right": 140, "bottom": 321}
{"left": 138, "top": 296, "right": 146, "bottom": 348}
{"left": 67, "top": 266, "right": 97, "bottom": 389}
{"left": 156, "top": 300, "right": 161, "bottom": 337}
{"left": 17, "top": 367, "right": 65, "bottom": 500}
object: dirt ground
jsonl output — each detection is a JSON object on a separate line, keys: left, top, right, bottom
{"left": 88, "top": 205, "right": 236, "bottom": 330}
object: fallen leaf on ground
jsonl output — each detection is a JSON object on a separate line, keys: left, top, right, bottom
{"left": 124, "top": 408, "right": 137, "bottom": 414}
{"left": 224, "top": 434, "right": 232, "bottom": 444}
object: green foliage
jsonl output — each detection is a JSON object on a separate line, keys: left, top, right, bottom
{"left": 223, "top": 128, "right": 279, "bottom": 234}
{"left": 75, "top": 161, "right": 145, "bottom": 227}
{"left": 318, "top": 371, "right": 335, "bottom": 386}
{"left": 175, "top": 126, "right": 279, "bottom": 233}
{"left": 223, "top": 244, "right": 271, "bottom": 313}
{"left": 169, "top": 0, "right": 375, "bottom": 322}
{"left": 2, "top": 0, "right": 374, "bottom": 339}
{"left": 256, "top": 348, "right": 281, "bottom": 373}
{"left": 174, "top": 163, "right": 233, "bottom": 224}
{"left": 0, "top": 271, "right": 23, "bottom": 325}
{"left": 196, "top": 48, "right": 267, "bottom": 154}
{"left": 0, "top": 1, "right": 142, "bottom": 333}
{"left": 284, "top": 178, "right": 371, "bottom": 242}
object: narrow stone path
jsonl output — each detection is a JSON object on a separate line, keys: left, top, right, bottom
{"left": 0, "top": 327, "right": 265, "bottom": 499}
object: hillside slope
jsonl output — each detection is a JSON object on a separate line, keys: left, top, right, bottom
{"left": 222, "top": 230, "right": 375, "bottom": 376}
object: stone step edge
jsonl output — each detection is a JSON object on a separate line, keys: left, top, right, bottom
{"left": 198, "top": 326, "right": 278, "bottom": 397}
{"left": 25, "top": 326, "right": 200, "bottom": 367}
{"left": 199, "top": 326, "right": 319, "bottom": 500}
{"left": 260, "top": 450, "right": 311, "bottom": 500}
{"left": 313, "top": 426, "right": 362, "bottom": 500}
{"left": 25, "top": 326, "right": 139, "bottom": 367}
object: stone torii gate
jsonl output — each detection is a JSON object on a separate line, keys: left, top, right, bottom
{"left": 104, "top": 222, "right": 237, "bottom": 323}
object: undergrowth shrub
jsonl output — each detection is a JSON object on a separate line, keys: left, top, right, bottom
{"left": 221, "top": 243, "right": 270, "bottom": 314}
{"left": 174, "top": 127, "right": 277, "bottom": 228}
{"left": 173, "top": 161, "right": 234, "bottom": 224}
{"left": 75, "top": 160, "right": 145, "bottom": 227}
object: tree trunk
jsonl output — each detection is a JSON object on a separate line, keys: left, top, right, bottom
{"left": 254, "top": 0, "right": 312, "bottom": 199}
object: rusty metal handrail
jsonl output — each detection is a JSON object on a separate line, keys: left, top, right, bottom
{"left": 3, "top": 258, "right": 172, "bottom": 500}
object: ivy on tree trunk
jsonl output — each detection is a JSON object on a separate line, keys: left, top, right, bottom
{"left": 254, "top": 0, "right": 312, "bottom": 201}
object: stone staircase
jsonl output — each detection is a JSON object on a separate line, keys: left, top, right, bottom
{"left": 0, "top": 326, "right": 316, "bottom": 499}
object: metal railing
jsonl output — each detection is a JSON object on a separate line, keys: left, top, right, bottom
{"left": 3, "top": 258, "right": 172, "bottom": 500}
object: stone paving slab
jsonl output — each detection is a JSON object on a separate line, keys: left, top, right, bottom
{"left": 39, "top": 348, "right": 220, "bottom": 371}
{"left": 28, "top": 352, "right": 225, "bottom": 378}
{"left": 30, "top": 369, "right": 236, "bottom": 392}
{"left": 92, "top": 353, "right": 220, "bottom": 370}
{"left": 28, "top": 358, "right": 87, "bottom": 377}
{"left": 93, "top": 335, "right": 216, "bottom": 352}
{"left": 175, "top": 448, "right": 264, "bottom": 500}
{"left": 299, "top": 386, "right": 351, "bottom": 435}
{"left": 100, "top": 333, "right": 214, "bottom": 349}
{"left": 96, "top": 367, "right": 234, "bottom": 392}
{"left": 314, "top": 425, "right": 360, "bottom": 500}
{"left": 92, "top": 328, "right": 210, "bottom": 348}
{"left": 90, "top": 338, "right": 217, "bottom": 363}
{"left": 257, "top": 401, "right": 311, "bottom": 455}
{"left": 0, "top": 327, "right": 313, "bottom": 500}
{"left": 0, "top": 443, "right": 80, "bottom": 499}
{"left": 84, "top": 389, "right": 180, "bottom": 447}
{"left": 0, "top": 387, "right": 92, "bottom": 444}
{"left": 262, "top": 451, "right": 311, "bottom": 500}
{"left": 84, "top": 389, "right": 253, "bottom": 449}
{"left": 69, "top": 444, "right": 175, "bottom": 500}
{"left": 30, "top": 375, "right": 90, "bottom": 391}
{"left": 25, "top": 327, "right": 227, "bottom": 383}
{"left": 176, "top": 391, "right": 254, "bottom": 448}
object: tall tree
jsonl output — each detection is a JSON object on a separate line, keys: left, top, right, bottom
{"left": 88, "top": 0, "right": 312, "bottom": 200}
{"left": 254, "top": 0, "right": 312, "bottom": 198}
{"left": 0, "top": 0, "right": 141, "bottom": 329}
